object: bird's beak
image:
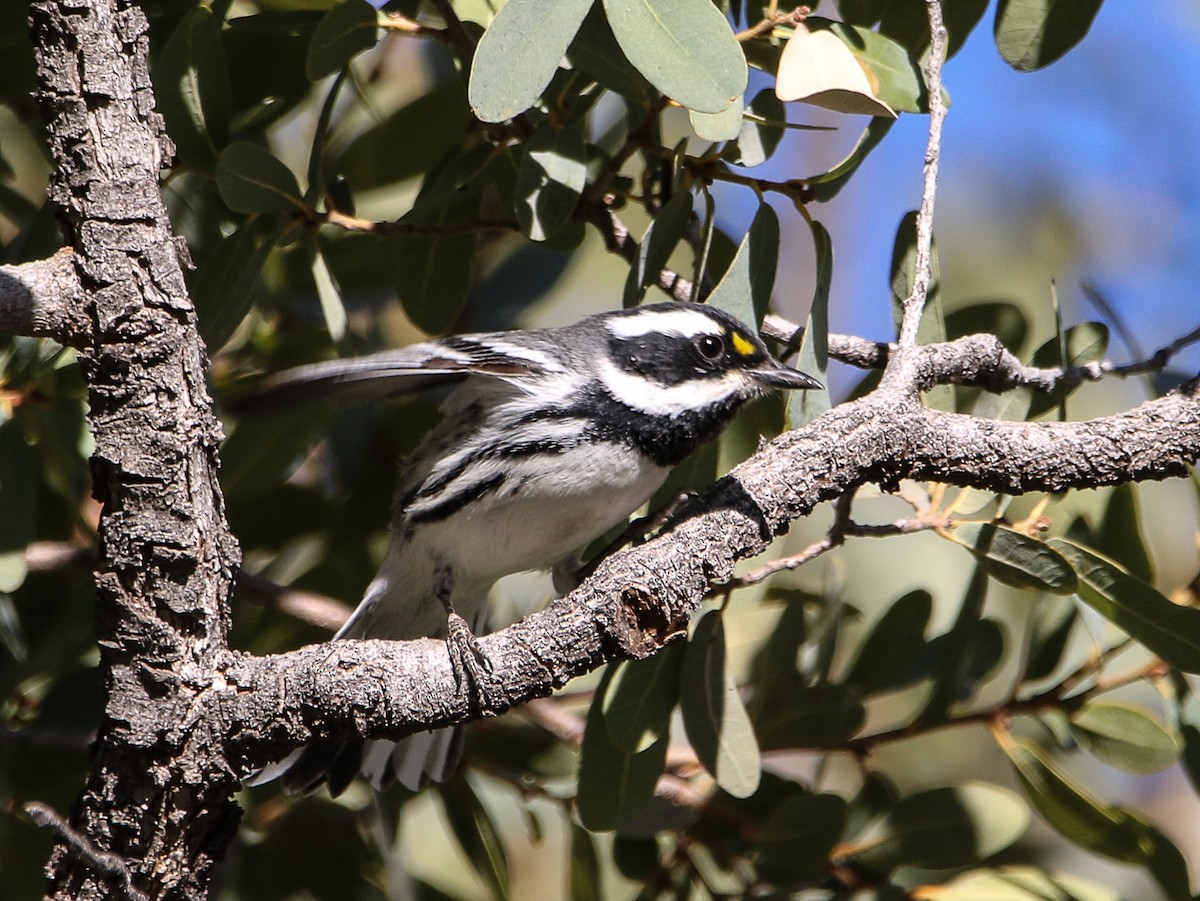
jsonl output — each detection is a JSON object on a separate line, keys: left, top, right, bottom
{"left": 752, "top": 360, "right": 823, "bottom": 391}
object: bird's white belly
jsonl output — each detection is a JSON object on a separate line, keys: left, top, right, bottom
{"left": 415, "top": 442, "right": 669, "bottom": 582}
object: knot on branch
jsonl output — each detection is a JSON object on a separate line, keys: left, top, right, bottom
{"left": 610, "top": 583, "right": 689, "bottom": 658}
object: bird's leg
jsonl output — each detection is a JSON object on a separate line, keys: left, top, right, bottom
{"left": 433, "top": 566, "right": 496, "bottom": 712}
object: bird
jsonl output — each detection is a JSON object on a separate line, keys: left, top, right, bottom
{"left": 244, "top": 301, "right": 821, "bottom": 795}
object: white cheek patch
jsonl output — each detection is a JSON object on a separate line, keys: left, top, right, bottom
{"left": 598, "top": 357, "right": 751, "bottom": 416}
{"left": 606, "top": 308, "right": 725, "bottom": 340}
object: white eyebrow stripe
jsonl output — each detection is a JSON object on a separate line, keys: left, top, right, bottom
{"left": 605, "top": 308, "right": 724, "bottom": 339}
{"left": 596, "top": 357, "right": 750, "bottom": 416}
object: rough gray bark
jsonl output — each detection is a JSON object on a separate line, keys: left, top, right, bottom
{"left": 5, "top": 1, "right": 1199, "bottom": 900}
{"left": 29, "top": 1, "right": 242, "bottom": 898}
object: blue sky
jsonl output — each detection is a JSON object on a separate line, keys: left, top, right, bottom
{"left": 770, "top": 1, "right": 1200, "bottom": 375}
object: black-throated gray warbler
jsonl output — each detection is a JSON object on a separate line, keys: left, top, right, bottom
{"left": 248, "top": 301, "right": 820, "bottom": 795}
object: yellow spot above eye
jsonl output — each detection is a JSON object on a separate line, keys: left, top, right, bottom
{"left": 731, "top": 332, "right": 755, "bottom": 357}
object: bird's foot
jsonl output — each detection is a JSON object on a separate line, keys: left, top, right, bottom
{"left": 444, "top": 611, "right": 501, "bottom": 713}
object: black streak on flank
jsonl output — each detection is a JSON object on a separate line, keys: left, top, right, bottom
{"left": 408, "top": 473, "right": 507, "bottom": 524}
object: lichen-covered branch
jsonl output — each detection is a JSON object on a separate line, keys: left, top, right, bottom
{"left": 209, "top": 361, "right": 1200, "bottom": 770}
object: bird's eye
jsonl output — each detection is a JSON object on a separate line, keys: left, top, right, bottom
{"left": 694, "top": 334, "right": 725, "bottom": 361}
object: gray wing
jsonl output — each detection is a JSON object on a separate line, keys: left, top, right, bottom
{"left": 227, "top": 334, "right": 560, "bottom": 414}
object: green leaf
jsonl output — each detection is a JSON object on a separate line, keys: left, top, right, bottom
{"left": 305, "top": 0, "right": 378, "bottom": 81}
{"left": 705, "top": 201, "right": 778, "bottom": 327}
{"left": 1003, "top": 738, "right": 1193, "bottom": 900}
{"left": 622, "top": 189, "right": 693, "bottom": 306}
{"left": 569, "top": 823, "right": 602, "bottom": 901}
{"left": 680, "top": 611, "right": 762, "bottom": 798}
{"left": 843, "top": 589, "right": 931, "bottom": 695}
{"left": 1094, "top": 483, "right": 1154, "bottom": 584}
{"left": 221, "top": 409, "right": 327, "bottom": 502}
{"left": 601, "top": 0, "right": 747, "bottom": 114}
{"left": 848, "top": 782, "right": 1029, "bottom": 871}
{"left": 395, "top": 191, "right": 481, "bottom": 335}
{"left": 879, "top": 0, "right": 988, "bottom": 60}
{"left": 1069, "top": 701, "right": 1182, "bottom": 775}
{"left": 1021, "top": 593, "right": 1077, "bottom": 683}
{"left": 722, "top": 89, "right": 785, "bottom": 168}
{"left": 514, "top": 124, "right": 589, "bottom": 242}
{"left": 918, "top": 567, "right": 989, "bottom": 727}
{"left": 601, "top": 645, "right": 684, "bottom": 753}
{"left": 944, "top": 300, "right": 1030, "bottom": 355}
{"left": 437, "top": 778, "right": 511, "bottom": 901}
{"left": 757, "top": 683, "right": 865, "bottom": 750}
{"left": 0, "top": 418, "right": 36, "bottom": 569}
{"left": 935, "top": 866, "right": 1120, "bottom": 901}
{"left": 807, "top": 116, "right": 894, "bottom": 203}
{"left": 1050, "top": 539, "right": 1200, "bottom": 673}
{"left": 689, "top": 95, "right": 744, "bottom": 143}
{"left": 578, "top": 684, "right": 669, "bottom": 831}
{"left": 820, "top": 19, "right": 924, "bottom": 114}
{"left": 311, "top": 241, "right": 347, "bottom": 343}
{"left": 469, "top": 0, "right": 593, "bottom": 121}
{"left": 154, "top": 7, "right": 231, "bottom": 169}
{"left": 788, "top": 219, "right": 832, "bottom": 426}
{"left": 944, "top": 523, "right": 1077, "bottom": 593}
{"left": 757, "top": 794, "right": 847, "bottom": 883}
{"left": 333, "top": 81, "right": 472, "bottom": 192}
{"left": 994, "top": 0, "right": 1104, "bottom": 72}
{"left": 216, "top": 142, "right": 304, "bottom": 214}
{"left": 0, "top": 592, "right": 26, "bottom": 662}
{"left": 567, "top": 2, "right": 654, "bottom": 101}
{"left": 1026, "top": 322, "right": 1109, "bottom": 418}
{"left": 193, "top": 222, "right": 284, "bottom": 353}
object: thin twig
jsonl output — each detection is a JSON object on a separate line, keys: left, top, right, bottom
{"left": 735, "top": 6, "right": 808, "bottom": 42}
{"left": 322, "top": 209, "right": 520, "bottom": 238}
{"left": 762, "top": 313, "right": 1200, "bottom": 393}
{"left": 896, "top": 0, "right": 949, "bottom": 348}
{"left": 26, "top": 802, "right": 149, "bottom": 901}
{"left": 426, "top": 0, "right": 477, "bottom": 59}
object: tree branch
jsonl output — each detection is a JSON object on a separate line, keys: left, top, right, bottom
{"left": 208, "top": 348, "right": 1200, "bottom": 769}
{"left": 895, "top": 0, "right": 948, "bottom": 350}
{"left": 0, "top": 251, "right": 90, "bottom": 342}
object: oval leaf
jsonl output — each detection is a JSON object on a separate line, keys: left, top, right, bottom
{"left": 601, "top": 644, "right": 684, "bottom": 753}
{"left": 757, "top": 683, "right": 865, "bottom": 750}
{"left": 1021, "top": 592, "right": 1078, "bottom": 683}
{"left": 995, "top": 0, "right": 1104, "bottom": 72}
{"left": 1050, "top": 538, "right": 1200, "bottom": 673}
{"left": 843, "top": 589, "right": 931, "bottom": 694}
{"left": 722, "top": 89, "right": 785, "bottom": 168}
{"left": 680, "top": 611, "right": 761, "bottom": 798}
{"left": 515, "top": 123, "right": 589, "bottom": 242}
{"left": 193, "top": 221, "right": 283, "bottom": 352}
{"left": 437, "top": 778, "right": 511, "bottom": 901}
{"left": 1070, "top": 701, "right": 1182, "bottom": 775}
{"left": 847, "top": 782, "right": 1029, "bottom": 871}
{"left": 578, "top": 667, "right": 669, "bottom": 831}
{"left": 622, "top": 188, "right": 693, "bottom": 306}
{"left": 602, "top": 0, "right": 747, "bottom": 114}
{"left": 776, "top": 23, "right": 895, "bottom": 117}
{"left": 1003, "top": 738, "right": 1192, "bottom": 899}
{"left": 216, "top": 142, "right": 304, "bottom": 214}
{"left": 689, "top": 94, "right": 744, "bottom": 143}
{"left": 154, "top": 7, "right": 231, "bottom": 168}
{"left": 469, "top": 0, "right": 593, "bottom": 121}
{"left": 758, "top": 794, "right": 847, "bottom": 883}
{"left": 788, "top": 218, "right": 832, "bottom": 426}
{"left": 706, "top": 200, "right": 779, "bottom": 327}
{"left": 305, "top": 0, "right": 379, "bottom": 82}
{"left": 945, "top": 523, "right": 1077, "bottom": 593}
